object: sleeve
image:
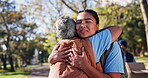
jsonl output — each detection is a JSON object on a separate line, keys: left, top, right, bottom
{"left": 89, "top": 29, "right": 112, "bottom": 63}
{"left": 104, "top": 41, "right": 124, "bottom": 73}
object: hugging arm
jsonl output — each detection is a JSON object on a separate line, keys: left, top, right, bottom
{"left": 69, "top": 48, "right": 121, "bottom": 78}
{"left": 48, "top": 44, "right": 71, "bottom": 65}
{"left": 48, "top": 26, "right": 122, "bottom": 64}
{"left": 100, "top": 26, "right": 122, "bottom": 42}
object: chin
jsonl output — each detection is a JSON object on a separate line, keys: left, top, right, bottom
{"left": 80, "top": 35, "right": 89, "bottom": 38}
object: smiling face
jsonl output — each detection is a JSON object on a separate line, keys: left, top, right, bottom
{"left": 76, "top": 12, "right": 98, "bottom": 38}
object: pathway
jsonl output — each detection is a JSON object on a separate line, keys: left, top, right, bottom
{"left": 29, "top": 64, "right": 50, "bottom": 78}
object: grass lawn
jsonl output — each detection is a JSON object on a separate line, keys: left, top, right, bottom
{"left": 135, "top": 56, "right": 148, "bottom": 67}
{"left": 0, "top": 64, "right": 40, "bottom": 78}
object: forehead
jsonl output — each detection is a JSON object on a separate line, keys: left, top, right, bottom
{"left": 76, "top": 12, "right": 95, "bottom": 21}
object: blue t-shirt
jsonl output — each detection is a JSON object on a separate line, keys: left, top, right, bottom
{"left": 89, "top": 29, "right": 112, "bottom": 63}
{"left": 105, "top": 41, "right": 124, "bottom": 73}
{"left": 89, "top": 29, "right": 124, "bottom": 73}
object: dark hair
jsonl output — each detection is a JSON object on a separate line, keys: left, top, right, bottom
{"left": 78, "top": 9, "right": 99, "bottom": 24}
{"left": 119, "top": 40, "right": 127, "bottom": 47}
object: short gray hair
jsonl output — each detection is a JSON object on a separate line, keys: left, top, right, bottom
{"left": 54, "top": 14, "right": 76, "bottom": 39}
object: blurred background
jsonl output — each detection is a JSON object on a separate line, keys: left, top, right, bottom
{"left": 0, "top": 0, "right": 148, "bottom": 78}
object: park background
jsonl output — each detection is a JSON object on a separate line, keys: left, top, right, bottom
{"left": 0, "top": 0, "right": 148, "bottom": 78}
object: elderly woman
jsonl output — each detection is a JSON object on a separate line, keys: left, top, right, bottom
{"left": 49, "top": 14, "right": 96, "bottom": 78}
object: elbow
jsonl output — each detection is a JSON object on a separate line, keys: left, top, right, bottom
{"left": 110, "top": 26, "right": 122, "bottom": 42}
{"left": 117, "top": 26, "right": 122, "bottom": 35}
{"left": 48, "top": 56, "right": 51, "bottom": 64}
{"left": 113, "top": 26, "right": 122, "bottom": 35}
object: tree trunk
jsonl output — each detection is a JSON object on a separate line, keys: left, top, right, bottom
{"left": 15, "top": 59, "right": 19, "bottom": 68}
{"left": 8, "top": 55, "right": 15, "bottom": 72}
{"left": 139, "top": 0, "right": 148, "bottom": 51}
{"left": 1, "top": 54, "right": 7, "bottom": 70}
{"left": 140, "top": 44, "right": 145, "bottom": 57}
{"left": 22, "top": 58, "right": 27, "bottom": 65}
{"left": 132, "top": 44, "right": 137, "bottom": 56}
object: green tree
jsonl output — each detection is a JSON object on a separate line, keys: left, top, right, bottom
{"left": 96, "top": 1, "right": 146, "bottom": 56}
{"left": 121, "top": 18, "right": 146, "bottom": 56}
{"left": 0, "top": 30, "right": 8, "bottom": 70}
{"left": 0, "top": 1, "right": 39, "bottom": 71}
{"left": 43, "top": 33, "right": 57, "bottom": 54}
{"left": 58, "top": 0, "right": 146, "bottom": 56}
{"left": 0, "top": 1, "right": 20, "bottom": 71}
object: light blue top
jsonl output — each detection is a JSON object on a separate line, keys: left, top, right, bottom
{"left": 105, "top": 41, "right": 124, "bottom": 73}
{"left": 89, "top": 29, "right": 124, "bottom": 73}
{"left": 89, "top": 29, "right": 112, "bottom": 63}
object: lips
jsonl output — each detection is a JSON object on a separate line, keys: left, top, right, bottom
{"left": 80, "top": 30, "right": 88, "bottom": 33}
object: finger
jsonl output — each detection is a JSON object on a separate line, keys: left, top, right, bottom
{"left": 66, "top": 61, "right": 70, "bottom": 64}
{"left": 69, "top": 55, "right": 73, "bottom": 61}
{"left": 67, "top": 57, "right": 73, "bottom": 65}
{"left": 53, "top": 44, "right": 60, "bottom": 51}
{"left": 71, "top": 48, "right": 76, "bottom": 57}
{"left": 72, "top": 48, "right": 78, "bottom": 56}
{"left": 59, "top": 59, "right": 64, "bottom": 62}
{"left": 67, "top": 61, "right": 73, "bottom": 65}
{"left": 81, "top": 47, "right": 85, "bottom": 57}
{"left": 61, "top": 54, "right": 70, "bottom": 59}
{"left": 58, "top": 46, "right": 71, "bottom": 52}
{"left": 59, "top": 49, "right": 71, "bottom": 59}
{"left": 63, "top": 59, "right": 69, "bottom": 63}
{"left": 62, "top": 49, "right": 71, "bottom": 55}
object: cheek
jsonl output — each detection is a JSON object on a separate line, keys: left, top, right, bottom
{"left": 76, "top": 25, "right": 80, "bottom": 30}
{"left": 90, "top": 26, "right": 98, "bottom": 32}
{"left": 76, "top": 26, "right": 79, "bottom": 33}
{"left": 94, "top": 27, "right": 98, "bottom": 31}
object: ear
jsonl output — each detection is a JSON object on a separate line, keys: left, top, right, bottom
{"left": 97, "top": 24, "right": 99, "bottom": 30}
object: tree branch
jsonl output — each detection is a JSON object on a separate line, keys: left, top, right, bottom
{"left": 0, "top": 13, "right": 11, "bottom": 35}
{"left": 82, "top": 0, "right": 87, "bottom": 10}
{"left": 61, "top": 0, "right": 78, "bottom": 14}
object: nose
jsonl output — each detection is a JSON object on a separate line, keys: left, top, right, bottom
{"left": 80, "top": 22, "right": 87, "bottom": 28}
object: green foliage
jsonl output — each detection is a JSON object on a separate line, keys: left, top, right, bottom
{"left": 43, "top": 33, "right": 57, "bottom": 54}
{"left": 94, "top": 2, "right": 142, "bottom": 29}
{"left": 93, "top": 1, "right": 146, "bottom": 54}
{"left": 120, "top": 18, "right": 146, "bottom": 52}
{"left": 43, "top": 0, "right": 147, "bottom": 56}
{"left": 0, "top": 0, "right": 48, "bottom": 71}
{"left": 95, "top": 4, "right": 124, "bottom": 28}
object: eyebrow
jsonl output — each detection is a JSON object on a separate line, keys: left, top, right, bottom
{"left": 76, "top": 18, "right": 93, "bottom": 21}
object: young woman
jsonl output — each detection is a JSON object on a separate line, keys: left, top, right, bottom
{"left": 48, "top": 9, "right": 123, "bottom": 78}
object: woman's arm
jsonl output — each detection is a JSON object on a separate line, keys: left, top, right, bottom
{"left": 100, "top": 26, "right": 122, "bottom": 42}
{"left": 48, "top": 44, "right": 71, "bottom": 64}
{"left": 83, "top": 64, "right": 121, "bottom": 78}
{"left": 69, "top": 48, "right": 121, "bottom": 78}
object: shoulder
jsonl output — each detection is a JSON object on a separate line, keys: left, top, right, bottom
{"left": 98, "top": 29, "right": 111, "bottom": 34}
{"left": 89, "top": 29, "right": 111, "bottom": 39}
{"left": 111, "top": 41, "right": 121, "bottom": 50}
{"left": 89, "top": 29, "right": 112, "bottom": 49}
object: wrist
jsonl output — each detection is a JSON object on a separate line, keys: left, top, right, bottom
{"left": 81, "top": 63, "right": 91, "bottom": 71}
